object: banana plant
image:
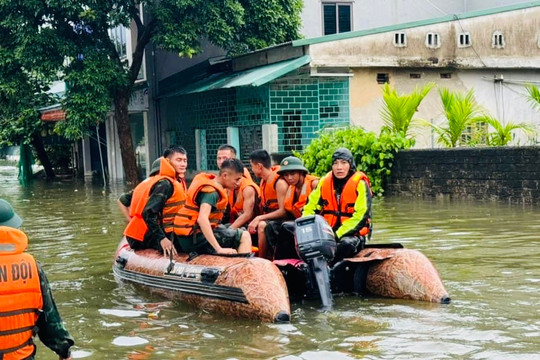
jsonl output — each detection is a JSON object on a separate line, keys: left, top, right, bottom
{"left": 380, "top": 83, "right": 434, "bottom": 137}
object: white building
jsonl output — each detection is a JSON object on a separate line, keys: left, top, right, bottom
{"left": 297, "top": 2, "right": 540, "bottom": 147}
{"left": 300, "top": 0, "right": 535, "bottom": 38}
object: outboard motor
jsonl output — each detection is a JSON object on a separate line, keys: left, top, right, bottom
{"left": 295, "top": 215, "right": 337, "bottom": 310}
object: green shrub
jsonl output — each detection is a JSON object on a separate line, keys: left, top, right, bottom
{"left": 296, "top": 127, "right": 414, "bottom": 196}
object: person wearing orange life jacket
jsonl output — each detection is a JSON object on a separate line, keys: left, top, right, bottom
{"left": 271, "top": 156, "right": 319, "bottom": 259}
{"left": 174, "top": 159, "right": 252, "bottom": 255}
{"left": 247, "top": 149, "right": 289, "bottom": 260}
{"left": 302, "top": 148, "right": 373, "bottom": 265}
{"left": 279, "top": 156, "right": 319, "bottom": 219}
{"left": 215, "top": 144, "right": 260, "bottom": 229}
{"left": 123, "top": 145, "right": 188, "bottom": 257}
{"left": 216, "top": 144, "right": 253, "bottom": 181}
{"left": 117, "top": 157, "right": 162, "bottom": 222}
{"left": 0, "top": 199, "right": 73, "bottom": 360}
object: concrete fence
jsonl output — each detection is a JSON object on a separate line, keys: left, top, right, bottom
{"left": 385, "top": 147, "right": 540, "bottom": 204}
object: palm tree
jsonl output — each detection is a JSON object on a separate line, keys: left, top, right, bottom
{"left": 428, "top": 88, "right": 487, "bottom": 148}
{"left": 484, "top": 116, "right": 536, "bottom": 146}
{"left": 525, "top": 84, "right": 540, "bottom": 111}
{"left": 380, "top": 83, "right": 434, "bottom": 136}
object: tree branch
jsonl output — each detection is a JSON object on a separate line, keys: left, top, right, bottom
{"left": 128, "top": 19, "right": 156, "bottom": 85}
{"left": 128, "top": 5, "right": 145, "bottom": 40}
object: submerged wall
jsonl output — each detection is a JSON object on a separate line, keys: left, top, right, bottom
{"left": 385, "top": 147, "right": 540, "bottom": 204}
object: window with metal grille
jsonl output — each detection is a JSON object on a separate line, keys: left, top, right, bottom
{"left": 458, "top": 32, "right": 471, "bottom": 47}
{"left": 377, "top": 73, "right": 389, "bottom": 84}
{"left": 492, "top": 31, "right": 505, "bottom": 48}
{"left": 461, "top": 122, "right": 487, "bottom": 145}
{"left": 394, "top": 32, "right": 406, "bottom": 47}
{"left": 323, "top": 3, "right": 352, "bottom": 35}
{"left": 426, "top": 32, "right": 440, "bottom": 48}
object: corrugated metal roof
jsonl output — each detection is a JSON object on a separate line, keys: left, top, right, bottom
{"left": 160, "top": 55, "right": 311, "bottom": 98}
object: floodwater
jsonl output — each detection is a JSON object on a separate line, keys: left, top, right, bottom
{"left": 1, "top": 163, "right": 539, "bottom": 360}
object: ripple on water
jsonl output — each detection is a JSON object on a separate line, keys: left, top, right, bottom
{"left": 71, "top": 349, "right": 94, "bottom": 358}
{"left": 112, "top": 336, "right": 149, "bottom": 346}
{"left": 278, "top": 350, "right": 357, "bottom": 360}
{"left": 379, "top": 337, "right": 480, "bottom": 357}
{"left": 471, "top": 351, "right": 540, "bottom": 360}
{"left": 98, "top": 309, "right": 146, "bottom": 318}
{"left": 100, "top": 320, "right": 122, "bottom": 327}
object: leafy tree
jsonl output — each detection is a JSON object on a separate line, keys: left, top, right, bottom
{"left": 483, "top": 116, "right": 535, "bottom": 146}
{"left": 525, "top": 84, "right": 540, "bottom": 111}
{"left": 380, "top": 83, "right": 434, "bottom": 137}
{"left": 0, "top": 0, "right": 302, "bottom": 184}
{"left": 297, "top": 127, "right": 414, "bottom": 196}
{"left": 427, "top": 88, "right": 488, "bottom": 148}
{"left": 0, "top": 31, "right": 57, "bottom": 179}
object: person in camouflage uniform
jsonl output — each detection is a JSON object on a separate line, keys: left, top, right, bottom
{"left": 0, "top": 199, "right": 74, "bottom": 360}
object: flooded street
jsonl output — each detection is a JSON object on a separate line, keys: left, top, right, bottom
{"left": 1, "top": 163, "right": 539, "bottom": 360}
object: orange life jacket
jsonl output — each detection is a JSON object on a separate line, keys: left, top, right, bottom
{"left": 228, "top": 176, "right": 261, "bottom": 223}
{"left": 284, "top": 174, "right": 318, "bottom": 219}
{"left": 0, "top": 226, "right": 43, "bottom": 360}
{"left": 242, "top": 167, "right": 253, "bottom": 181}
{"left": 123, "top": 157, "right": 186, "bottom": 241}
{"left": 319, "top": 171, "right": 372, "bottom": 230}
{"left": 260, "top": 166, "right": 281, "bottom": 214}
{"left": 174, "top": 173, "right": 228, "bottom": 236}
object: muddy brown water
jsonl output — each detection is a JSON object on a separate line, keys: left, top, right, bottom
{"left": 1, "top": 164, "right": 538, "bottom": 359}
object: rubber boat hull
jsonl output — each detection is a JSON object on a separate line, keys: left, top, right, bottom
{"left": 113, "top": 239, "right": 290, "bottom": 323}
{"left": 275, "top": 244, "right": 450, "bottom": 304}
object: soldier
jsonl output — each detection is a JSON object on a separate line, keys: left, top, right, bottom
{"left": 216, "top": 145, "right": 260, "bottom": 229}
{"left": 123, "top": 145, "right": 188, "bottom": 257}
{"left": 117, "top": 157, "right": 162, "bottom": 221}
{"left": 174, "top": 159, "right": 252, "bottom": 255}
{"left": 303, "top": 148, "right": 373, "bottom": 264}
{"left": 0, "top": 199, "right": 74, "bottom": 360}
{"left": 273, "top": 156, "right": 319, "bottom": 259}
{"left": 247, "top": 149, "right": 289, "bottom": 259}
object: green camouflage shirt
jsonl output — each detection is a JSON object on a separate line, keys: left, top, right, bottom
{"left": 34, "top": 263, "right": 74, "bottom": 359}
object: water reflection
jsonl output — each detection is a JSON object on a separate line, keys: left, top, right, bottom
{"left": 1, "top": 164, "right": 539, "bottom": 359}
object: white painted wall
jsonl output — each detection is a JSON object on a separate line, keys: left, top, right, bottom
{"left": 348, "top": 68, "right": 540, "bottom": 148}
{"left": 300, "top": 0, "right": 534, "bottom": 39}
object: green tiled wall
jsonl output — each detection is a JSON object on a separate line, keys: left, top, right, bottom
{"left": 164, "top": 73, "right": 349, "bottom": 168}
{"left": 270, "top": 75, "right": 349, "bottom": 152}
{"left": 164, "top": 87, "right": 269, "bottom": 170}
{"left": 318, "top": 78, "right": 350, "bottom": 128}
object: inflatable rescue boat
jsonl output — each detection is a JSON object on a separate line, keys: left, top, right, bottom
{"left": 113, "top": 239, "right": 291, "bottom": 323}
{"left": 274, "top": 215, "right": 450, "bottom": 308}
{"left": 113, "top": 215, "right": 449, "bottom": 322}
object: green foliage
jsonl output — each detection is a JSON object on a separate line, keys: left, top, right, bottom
{"left": 426, "top": 88, "right": 488, "bottom": 148}
{"left": 525, "top": 84, "right": 540, "bottom": 111}
{"left": 296, "top": 127, "right": 414, "bottom": 196}
{"left": 0, "top": 52, "right": 53, "bottom": 146}
{"left": 1, "top": 0, "right": 302, "bottom": 144}
{"left": 38, "top": 143, "right": 73, "bottom": 174}
{"left": 483, "top": 116, "right": 536, "bottom": 146}
{"left": 380, "top": 82, "right": 434, "bottom": 136}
